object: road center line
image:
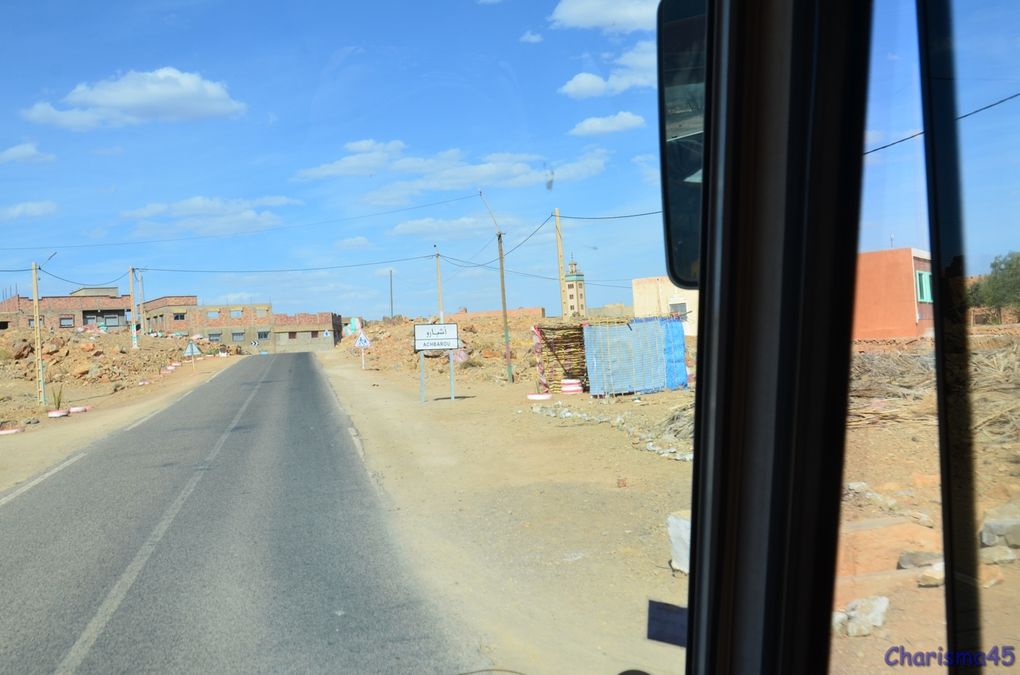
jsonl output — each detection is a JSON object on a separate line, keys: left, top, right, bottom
{"left": 0, "top": 453, "right": 87, "bottom": 509}
{"left": 55, "top": 359, "right": 273, "bottom": 675}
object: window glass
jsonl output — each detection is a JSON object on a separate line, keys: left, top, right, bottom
{"left": 830, "top": 2, "right": 945, "bottom": 671}
{"left": 939, "top": 0, "right": 1020, "bottom": 661}
{"left": 230, "top": 310, "right": 243, "bottom": 318}
{"left": 208, "top": 332, "right": 222, "bottom": 343}
{"left": 173, "top": 313, "right": 186, "bottom": 321}
{"left": 231, "top": 332, "right": 245, "bottom": 342}
{"left": 59, "top": 317, "right": 73, "bottom": 327}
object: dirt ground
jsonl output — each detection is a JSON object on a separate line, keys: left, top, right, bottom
{"left": 318, "top": 351, "right": 692, "bottom": 674}
{"left": 331, "top": 321, "right": 1020, "bottom": 674}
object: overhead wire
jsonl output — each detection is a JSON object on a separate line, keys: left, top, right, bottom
{"left": 38, "top": 268, "right": 130, "bottom": 287}
{"left": 864, "top": 88, "right": 1020, "bottom": 155}
{"left": 137, "top": 254, "right": 435, "bottom": 275}
{"left": 440, "top": 254, "right": 630, "bottom": 289}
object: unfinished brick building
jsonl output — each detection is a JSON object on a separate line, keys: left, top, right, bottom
{"left": 0, "top": 286, "right": 342, "bottom": 353}
{"left": 0, "top": 287, "right": 132, "bottom": 331}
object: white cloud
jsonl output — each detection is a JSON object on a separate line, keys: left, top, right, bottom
{"left": 390, "top": 214, "right": 499, "bottom": 240}
{"left": 0, "top": 201, "right": 58, "bottom": 221}
{"left": 22, "top": 67, "right": 246, "bottom": 131}
{"left": 0, "top": 142, "right": 55, "bottom": 164}
{"left": 294, "top": 139, "right": 406, "bottom": 180}
{"left": 335, "top": 236, "right": 371, "bottom": 251}
{"left": 549, "top": 0, "right": 657, "bottom": 33}
{"left": 122, "top": 195, "right": 300, "bottom": 235}
{"left": 569, "top": 111, "right": 645, "bottom": 135}
{"left": 520, "top": 30, "right": 544, "bottom": 43}
{"left": 632, "top": 153, "right": 660, "bottom": 184}
{"left": 295, "top": 140, "right": 609, "bottom": 205}
{"left": 559, "top": 40, "right": 655, "bottom": 98}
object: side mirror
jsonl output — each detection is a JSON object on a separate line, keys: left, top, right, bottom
{"left": 657, "top": 0, "right": 708, "bottom": 289}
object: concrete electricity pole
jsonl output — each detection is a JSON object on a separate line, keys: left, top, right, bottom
{"left": 128, "top": 267, "right": 139, "bottom": 350}
{"left": 479, "top": 191, "right": 513, "bottom": 383}
{"left": 434, "top": 248, "right": 445, "bottom": 322}
{"left": 554, "top": 208, "right": 568, "bottom": 317}
{"left": 389, "top": 269, "right": 394, "bottom": 319}
{"left": 139, "top": 270, "right": 147, "bottom": 334}
{"left": 31, "top": 262, "right": 44, "bottom": 405}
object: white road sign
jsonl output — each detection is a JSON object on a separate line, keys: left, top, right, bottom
{"left": 250, "top": 340, "right": 259, "bottom": 348}
{"left": 354, "top": 332, "right": 371, "bottom": 349}
{"left": 414, "top": 323, "right": 459, "bottom": 351}
{"left": 183, "top": 342, "right": 201, "bottom": 357}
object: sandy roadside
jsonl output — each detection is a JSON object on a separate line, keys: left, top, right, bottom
{"left": 317, "top": 351, "right": 691, "bottom": 675}
{"left": 0, "top": 356, "right": 243, "bottom": 495}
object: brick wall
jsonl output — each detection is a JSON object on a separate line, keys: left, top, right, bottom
{"left": 447, "top": 307, "right": 546, "bottom": 321}
{"left": 142, "top": 295, "right": 198, "bottom": 311}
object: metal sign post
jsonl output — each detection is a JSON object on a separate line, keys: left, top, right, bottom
{"left": 183, "top": 341, "right": 201, "bottom": 370}
{"left": 354, "top": 332, "right": 371, "bottom": 370}
{"left": 419, "top": 352, "right": 426, "bottom": 403}
{"left": 414, "top": 323, "right": 458, "bottom": 403}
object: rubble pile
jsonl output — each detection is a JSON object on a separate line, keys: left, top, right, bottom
{"left": 356, "top": 315, "right": 542, "bottom": 384}
{"left": 0, "top": 329, "right": 191, "bottom": 387}
{"left": 0, "top": 328, "right": 207, "bottom": 424}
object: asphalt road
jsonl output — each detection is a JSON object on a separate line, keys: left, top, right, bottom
{"left": 0, "top": 353, "right": 480, "bottom": 674}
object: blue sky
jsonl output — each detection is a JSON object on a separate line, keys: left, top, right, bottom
{"left": 1, "top": 0, "right": 1015, "bottom": 318}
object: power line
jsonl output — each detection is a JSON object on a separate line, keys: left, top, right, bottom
{"left": 864, "top": 89, "right": 1020, "bottom": 155}
{"left": 0, "top": 194, "right": 479, "bottom": 251}
{"left": 557, "top": 210, "right": 662, "bottom": 220}
{"left": 138, "top": 254, "right": 434, "bottom": 275}
{"left": 0, "top": 267, "right": 32, "bottom": 273}
{"left": 500, "top": 214, "right": 553, "bottom": 259}
{"left": 38, "top": 268, "right": 130, "bottom": 287}
{"left": 440, "top": 254, "right": 630, "bottom": 289}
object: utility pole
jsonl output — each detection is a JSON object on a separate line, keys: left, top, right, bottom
{"left": 128, "top": 267, "right": 138, "bottom": 350}
{"left": 480, "top": 191, "right": 514, "bottom": 383}
{"left": 434, "top": 249, "right": 444, "bottom": 322}
{"left": 32, "top": 262, "right": 44, "bottom": 405}
{"left": 554, "top": 207, "right": 568, "bottom": 317}
{"left": 139, "top": 270, "right": 147, "bottom": 334}
{"left": 389, "top": 269, "right": 394, "bottom": 319}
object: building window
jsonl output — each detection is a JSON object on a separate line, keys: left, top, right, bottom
{"left": 85, "top": 315, "right": 97, "bottom": 325}
{"left": 208, "top": 332, "right": 222, "bottom": 343}
{"left": 173, "top": 312, "right": 186, "bottom": 321}
{"left": 230, "top": 309, "right": 243, "bottom": 318}
{"left": 568, "top": 283, "right": 574, "bottom": 289}
{"left": 669, "top": 302, "right": 689, "bottom": 320}
{"left": 104, "top": 314, "right": 120, "bottom": 327}
{"left": 916, "top": 271, "right": 933, "bottom": 303}
{"left": 288, "top": 332, "right": 297, "bottom": 340}
{"left": 59, "top": 316, "right": 74, "bottom": 328}
{"left": 255, "top": 308, "right": 268, "bottom": 317}
{"left": 257, "top": 330, "right": 269, "bottom": 340}
{"left": 207, "top": 310, "right": 220, "bottom": 319}
{"left": 311, "top": 331, "right": 319, "bottom": 339}
{"left": 0, "top": 321, "right": 9, "bottom": 330}
{"left": 28, "top": 317, "right": 42, "bottom": 327}
{"left": 569, "top": 304, "right": 575, "bottom": 311}
{"left": 231, "top": 331, "right": 245, "bottom": 342}
{"left": 569, "top": 293, "right": 574, "bottom": 299}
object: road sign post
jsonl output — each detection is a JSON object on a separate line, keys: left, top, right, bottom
{"left": 354, "top": 332, "right": 371, "bottom": 370}
{"left": 414, "top": 323, "right": 459, "bottom": 402}
{"left": 183, "top": 341, "right": 201, "bottom": 370}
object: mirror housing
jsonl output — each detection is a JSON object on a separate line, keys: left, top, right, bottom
{"left": 657, "top": 0, "right": 708, "bottom": 289}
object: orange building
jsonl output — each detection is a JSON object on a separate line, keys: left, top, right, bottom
{"left": 852, "top": 248, "right": 934, "bottom": 339}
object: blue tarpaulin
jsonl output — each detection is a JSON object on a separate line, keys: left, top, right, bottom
{"left": 583, "top": 317, "right": 688, "bottom": 396}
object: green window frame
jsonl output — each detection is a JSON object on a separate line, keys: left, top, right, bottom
{"left": 915, "top": 270, "right": 933, "bottom": 303}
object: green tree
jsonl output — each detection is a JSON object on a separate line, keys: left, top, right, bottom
{"left": 977, "top": 252, "right": 1020, "bottom": 311}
